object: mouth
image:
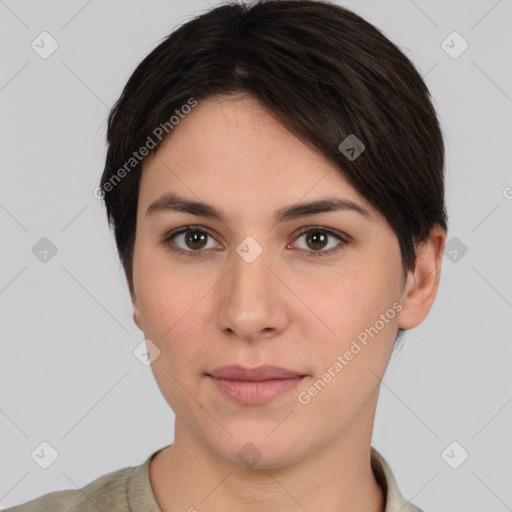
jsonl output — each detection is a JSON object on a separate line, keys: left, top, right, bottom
{"left": 205, "top": 364, "right": 307, "bottom": 405}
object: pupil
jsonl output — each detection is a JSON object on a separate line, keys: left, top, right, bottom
{"left": 187, "top": 231, "right": 207, "bottom": 249}
{"left": 308, "top": 232, "right": 326, "bottom": 250}
{"left": 183, "top": 231, "right": 328, "bottom": 251}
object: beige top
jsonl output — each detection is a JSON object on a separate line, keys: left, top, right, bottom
{"left": 5, "top": 446, "right": 424, "bottom": 511}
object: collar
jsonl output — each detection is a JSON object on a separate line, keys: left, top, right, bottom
{"left": 127, "top": 446, "right": 423, "bottom": 512}
{"left": 371, "top": 447, "right": 424, "bottom": 512}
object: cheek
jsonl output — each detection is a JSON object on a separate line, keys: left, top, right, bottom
{"left": 134, "top": 242, "right": 194, "bottom": 332}
{"left": 296, "top": 264, "right": 398, "bottom": 403}
{"left": 139, "top": 281, "right": 205, "bottom": 364}
{"left": 137, "top": 272, "right": 208, "bottom": 414}
{"left": 135, "top": 254, "right": 215, "bottom": 365}
{"left": 302, "top": 266, "right": 393, "bottom": 339}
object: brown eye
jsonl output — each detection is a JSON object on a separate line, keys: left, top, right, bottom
{"left": 162, "top": 226, "right": 219, "bottom": 257}
{"left": 305, "top": 231, "right": 329, "bottom": 251}
{"left": 184, "top": 230, "right": 208, "bottom": 250}
{"left": 292, "top": 227, "right": 348, "bottom": 258}
{"left": 162, "top": 225, "right": 348, "bottom": 259}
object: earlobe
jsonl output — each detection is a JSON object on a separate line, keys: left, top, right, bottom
{"left": 133, "top": 304, "right": 143, "bottom": 331}
{"left": 397, "top": 225, "right": 446, "bottom": 330}
{"left": 130, "top": 287, "right": 143, "bottom": 331}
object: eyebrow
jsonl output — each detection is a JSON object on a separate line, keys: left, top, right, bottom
{"left": 146, "top": 192, "right": 371, "bottom": 223}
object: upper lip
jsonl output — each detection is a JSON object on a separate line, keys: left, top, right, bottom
{"left": 207, "top": 365, "right": 305, "bottom": 381}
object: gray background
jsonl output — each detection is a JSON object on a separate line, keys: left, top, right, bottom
{"left": 1, "top": 0, "right": 511, "bottom": 510}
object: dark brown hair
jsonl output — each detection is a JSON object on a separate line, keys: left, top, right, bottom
{"left": 99, "top": 0, "right": 448, "bottom": 342}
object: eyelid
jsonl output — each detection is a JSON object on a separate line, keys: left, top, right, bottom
{"left": 289, "top": 226, "right": 349, "bottom": 258}
{"left": 292, "top": 225, "right": 350, "bottom": 244}
{"left": 161, "top": 225, "right": 221, "bottom": 257}
{"left": 161, "top": 224, "right": 350, "bottom": 258}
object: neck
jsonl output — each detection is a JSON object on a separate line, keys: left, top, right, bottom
{"left": 150, "top": 410, "right": 385, "bottom": 512}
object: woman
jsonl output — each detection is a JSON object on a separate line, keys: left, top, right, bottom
{"left": 7, "top": 0, "right": 447, "bottom": 510}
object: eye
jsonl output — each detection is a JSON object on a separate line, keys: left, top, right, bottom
{"left": 161, "top": 225, "right": 349, "bottom": 258}
{"left": 290, "top": 226, "right": 348, "bottom": 258}
{"left": 161, "top": 226, "right": 220, "bottom": 258}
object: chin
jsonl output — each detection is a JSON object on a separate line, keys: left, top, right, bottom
{"left": 207, "top": 430, "right": 307, "bottom": 470}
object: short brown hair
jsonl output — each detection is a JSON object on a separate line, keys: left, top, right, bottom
{"left": 100, "top": 0, "right": 448, "bottom": 335}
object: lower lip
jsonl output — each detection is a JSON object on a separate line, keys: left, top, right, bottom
{"left": 208, "top": 375, "right": 305, "bottom": 405}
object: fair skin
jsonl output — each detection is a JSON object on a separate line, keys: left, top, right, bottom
{"left": 130, "top": 93, "right": 446, "bottom": 512}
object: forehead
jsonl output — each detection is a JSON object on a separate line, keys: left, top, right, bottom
{"left": 138, "top": 94, "right": 377, "bottom": 223}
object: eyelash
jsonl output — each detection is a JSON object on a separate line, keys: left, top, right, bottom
{"left": 161, "top": 225, "right": 349, "bottom": 259}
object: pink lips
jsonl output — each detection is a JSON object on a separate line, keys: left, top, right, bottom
{"left": 206, "top": 364, "right": 306, "bottom": 405}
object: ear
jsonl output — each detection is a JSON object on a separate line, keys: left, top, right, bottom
{"left": 129, "top": 281, "right": 144, "bottom": 331}
{"left": 397, "top": 224, "right": 447, "bottom": 330}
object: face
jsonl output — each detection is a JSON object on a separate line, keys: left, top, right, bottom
{"left": 131, "top": 94, "right": 413, "bottom": 468}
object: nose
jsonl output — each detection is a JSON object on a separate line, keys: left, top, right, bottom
{"left": 216, "top": 241, "right": 289, "bottom": 342}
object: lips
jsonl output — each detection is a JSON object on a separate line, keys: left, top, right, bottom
{"left": 206, "top": 364, "right": 305, "bottom": 381}
{"left": 206, "top": 365, "right": 307, "bottom": 405}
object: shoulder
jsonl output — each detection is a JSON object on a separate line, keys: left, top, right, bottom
{"left": 4, "top": 465, "right": 137, "bottom": 512}
{"left": 370, "top": 447, "right": 427, "bottom": 512}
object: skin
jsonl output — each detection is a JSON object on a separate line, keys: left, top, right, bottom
{"left": 129, "top": 93, "right": 446, "bottom": 512}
